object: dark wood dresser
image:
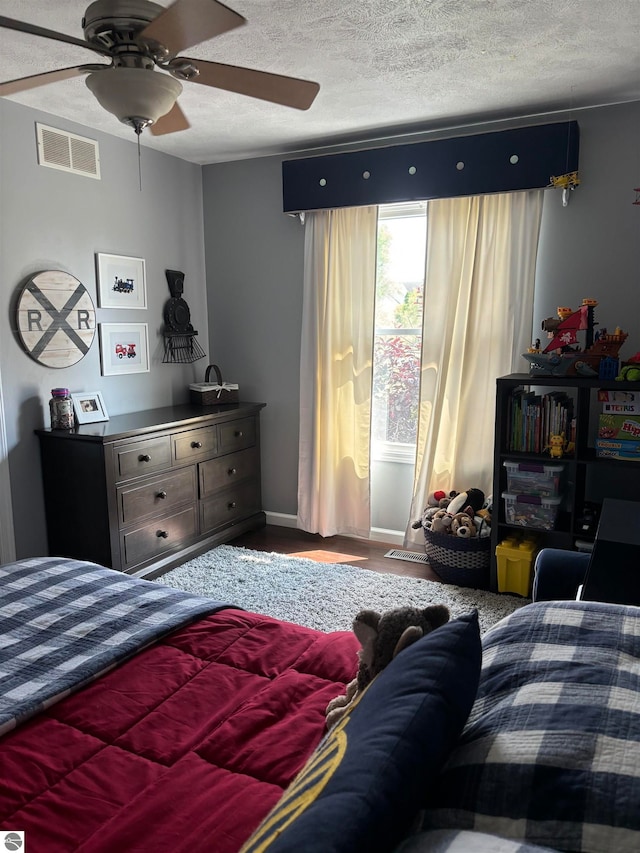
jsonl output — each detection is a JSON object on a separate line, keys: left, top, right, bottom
{"left": 36, "top": 402, "right": 266, "bottom": 577}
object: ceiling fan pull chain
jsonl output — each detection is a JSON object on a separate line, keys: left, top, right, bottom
{"left": 137, "top": 127, "right": 142, "bottom": 192}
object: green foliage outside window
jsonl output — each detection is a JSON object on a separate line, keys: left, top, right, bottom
{"left": 372, "top": 212, "right": 426, "bottom": 446}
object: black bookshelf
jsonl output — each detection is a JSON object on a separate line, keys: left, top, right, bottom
{"left": 490, "top": 373, "right": 640, "bottom": 591}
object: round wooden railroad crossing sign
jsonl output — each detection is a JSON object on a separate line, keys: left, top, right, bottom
{"left": 16, "top": 270, "right": 96, "bottom": 368}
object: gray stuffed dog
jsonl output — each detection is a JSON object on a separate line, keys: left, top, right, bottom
{"left": 325, "top": 604, "right": 450, "bottom": 729}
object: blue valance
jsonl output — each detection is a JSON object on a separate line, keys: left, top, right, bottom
{"left": 282, "top": 121, "right": 579, "bottom": 212}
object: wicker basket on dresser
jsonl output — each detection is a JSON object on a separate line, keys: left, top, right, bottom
{"left": 36, "top": 402, "right": 266, "bottom": 578}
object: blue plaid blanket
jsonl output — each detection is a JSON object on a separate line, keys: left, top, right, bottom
{"left": 422, "top": 600, "right": 640, "bottom": 853}
{"left": 0, "top": 557, "right": 231, "bottom": 736}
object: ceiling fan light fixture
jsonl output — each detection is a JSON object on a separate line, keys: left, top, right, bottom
{"left": 86, "top": 66, "right": 182, "bottom": 131}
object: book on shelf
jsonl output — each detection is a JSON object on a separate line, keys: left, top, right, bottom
{"left": 506, "top": 388, "right": 574, "bottom": 453}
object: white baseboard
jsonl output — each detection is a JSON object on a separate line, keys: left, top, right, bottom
{"left": 370, "top": 527, "right": 405, "bottom": 546}
{"left": 265, "top": 511, "right": 299, "bottom": 528}
{"left": 264, "top": 511, "right": 405, "bottom": 545}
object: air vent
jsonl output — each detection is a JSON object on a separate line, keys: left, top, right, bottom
{"left": 384, "top": 549, "right": 430, "bottom": 564}
{"left": 36, "top": 123, "right": 101, "bottom": 179}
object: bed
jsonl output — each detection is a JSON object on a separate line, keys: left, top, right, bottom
{"left": 3, "top": 557, "right": 639, "bottom": 853}
{"left": 0, "top": 557, "right": 362, "bottom": 852}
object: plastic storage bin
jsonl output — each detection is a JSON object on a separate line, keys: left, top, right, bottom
{"left": 495, "top": 535, "right": 538, "bottom": 596}
{"left": 503, "top": 461, "right": 564, "bottom": 497}
{"left": 502, "top": 492, "right": 562, "bottom": 530}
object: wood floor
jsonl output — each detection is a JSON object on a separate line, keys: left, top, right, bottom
{"left": 230, "top": 524, "right": 442, "bottom": 582}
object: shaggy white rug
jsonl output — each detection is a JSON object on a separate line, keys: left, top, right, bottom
{"left": 157, "top": 545, "right": 529, "bottom": 634}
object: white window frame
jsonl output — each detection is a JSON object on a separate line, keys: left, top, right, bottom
{"left": 372, "top": 202, "right": 426, "bottom": 465}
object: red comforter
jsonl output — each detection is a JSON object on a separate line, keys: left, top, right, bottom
{"left": 0, "top": 607, "right": 359, "bottom": 852}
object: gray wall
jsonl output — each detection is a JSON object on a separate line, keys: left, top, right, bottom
{"left": 202, "top": 157, "right": 306, "bottom": 522}
{"left": 202, "top": 101, "right": 640, "bottom": 520}
{"left": 2, "top": 98, "right": 638, "bottom": 555}
{"left": 534, "top": 103, "right": 639, "bottom": 339}
{"left": 0, "top": 99, "right": 207, "bottom": 557}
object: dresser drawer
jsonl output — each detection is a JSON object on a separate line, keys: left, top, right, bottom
{"left": 199, "top": 446, "right": 260, "bottom": 499}
{"left": 118, "top": 467, "right": 196, "bottom": 526}
{"left": 200, "top": 481, "right": 261, "bottom": 533}
{"left": 37, "top": 402, "right": 265, "bottom": 574}
{"left": 115, "top": 437, "right": 172, "bottom": 481}
{"left": 217, "top": 417, "right": 256, "bottom": 455}
{"left": 122, "top": 506, "right": 197, "bottom": 569}
{"left": 173, "top": 426, "right": 217, "bottom": 462}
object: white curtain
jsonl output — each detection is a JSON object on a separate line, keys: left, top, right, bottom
{"left": 404, "top": 190, "right": 544, "bottom": 547}
{"left": 297, "top": 206, "right": 378, "bottom": 536}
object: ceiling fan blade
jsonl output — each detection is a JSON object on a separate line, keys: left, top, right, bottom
{"left": 181, "top": 59, "right": 320, "bottom": 110}
{"left": 150, "top": 101, "right": 191, "bottom": 135}
{"left": 0, "top": 15, "right": 111, "bottom": 57}
{"left": 140, "top": 0, "right": 245, "bottom": 56}
{"left": 0, "top": 65, "right": 106, "bottom": 96}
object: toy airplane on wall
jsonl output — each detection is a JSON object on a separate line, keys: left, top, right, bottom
{"left": 549, "top": 171, "right": 581, "bottom": 190}
{"left": 549, "top": 171, "right": 580, "bottom": 207}
{"left": 523, "top": 298, "right": 628, "bottom": 377}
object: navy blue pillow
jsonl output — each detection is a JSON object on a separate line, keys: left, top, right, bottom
{"left": 240, "top": 610, "right": 482, "bottom": 853}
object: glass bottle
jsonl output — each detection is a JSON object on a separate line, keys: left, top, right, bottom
{"left": 49, "top": 388, "right": 74, "bottom": 430}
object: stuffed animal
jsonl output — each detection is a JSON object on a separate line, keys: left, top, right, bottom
{"left": 450, "top": 512, "right": 477, "bottom": 538}
{"left": 412, "top": 492, "right": 459, "bottom": 532}
{"left": 325, "top": 603, "right": 450, "bottom": 730}
{"left": 427, "top": 490, "right": 448, "bottom": 507}
{"left": 413, "top": 489, "right": 489, "bottom": 538}
{"left": 617, "top": 364, "right": 640, "bottom": 382}
{"left": 474, "top": 508, "right": 492, "bottom": 537}
{"left": 544, "top": 433, "right": 566, "bottom": 459}
{"left": 429, "top": 508, "right": 452, "bottom": 534}
{"left": 446, "top": 488, "right": 485, "bottom": 518}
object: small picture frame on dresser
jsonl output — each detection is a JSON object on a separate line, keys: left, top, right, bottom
{"left": 71, "top": 391, "right": 109, "bottom": 424}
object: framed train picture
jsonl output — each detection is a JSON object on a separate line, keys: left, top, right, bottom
{"left": 96, "top": 253, "right": 147, "bottom": 310}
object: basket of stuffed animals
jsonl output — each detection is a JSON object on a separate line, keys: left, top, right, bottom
{"left": 416, "top": 487, "right": 492, "bottom": 589}
{"left": 423, "top": 528, "right": 491, "bottom": 589}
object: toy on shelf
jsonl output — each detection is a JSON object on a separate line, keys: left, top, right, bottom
{"left": 544, "top": 433, "right": 574, "bottom": 459}
{"left": 617, "top": 364, "right": 640, "bottom": 382}
{"left": 523, "top": 299, "right": 629, "bottom": 377}
{"left": 545, "top": 434, "right": 565, "bottom": 459}
{"left": 599, "top": 356, "right": 620, "bottom": 380}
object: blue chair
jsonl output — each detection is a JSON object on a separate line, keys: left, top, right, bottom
{"left": 532, "top": 548, "right": 590, "bottom": 602}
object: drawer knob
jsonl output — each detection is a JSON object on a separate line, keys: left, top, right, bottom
{"left": 191, "top": 441, "right": 202, "bottom": 449}
{"left": 227, "top": 501, "right": 237, "bottom": 510}
{"left": 234, "top": 430, "right": 243, "bottom": 438}
{"left": 157, "top": 530, "right": 169, "bottom": 539}
{"left": 139, "top": 454, "right": 151, "bottom": 462}
{"left": 157, "top": 490, "right": 167, "bottom": 499}
{"left": 228, "top": 467, "right": 237, "bottom": 476}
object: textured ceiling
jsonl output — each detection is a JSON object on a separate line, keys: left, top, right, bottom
{"left": 1, "top": 0, "right": 639, "bottom": 165}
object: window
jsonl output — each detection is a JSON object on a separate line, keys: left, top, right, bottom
{"left": 371, "top": 202, "right": 427, "bottom": 463}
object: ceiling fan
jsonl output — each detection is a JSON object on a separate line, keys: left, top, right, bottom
{"left": 0, "top": 0, "right": 320, "bottom": 137}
